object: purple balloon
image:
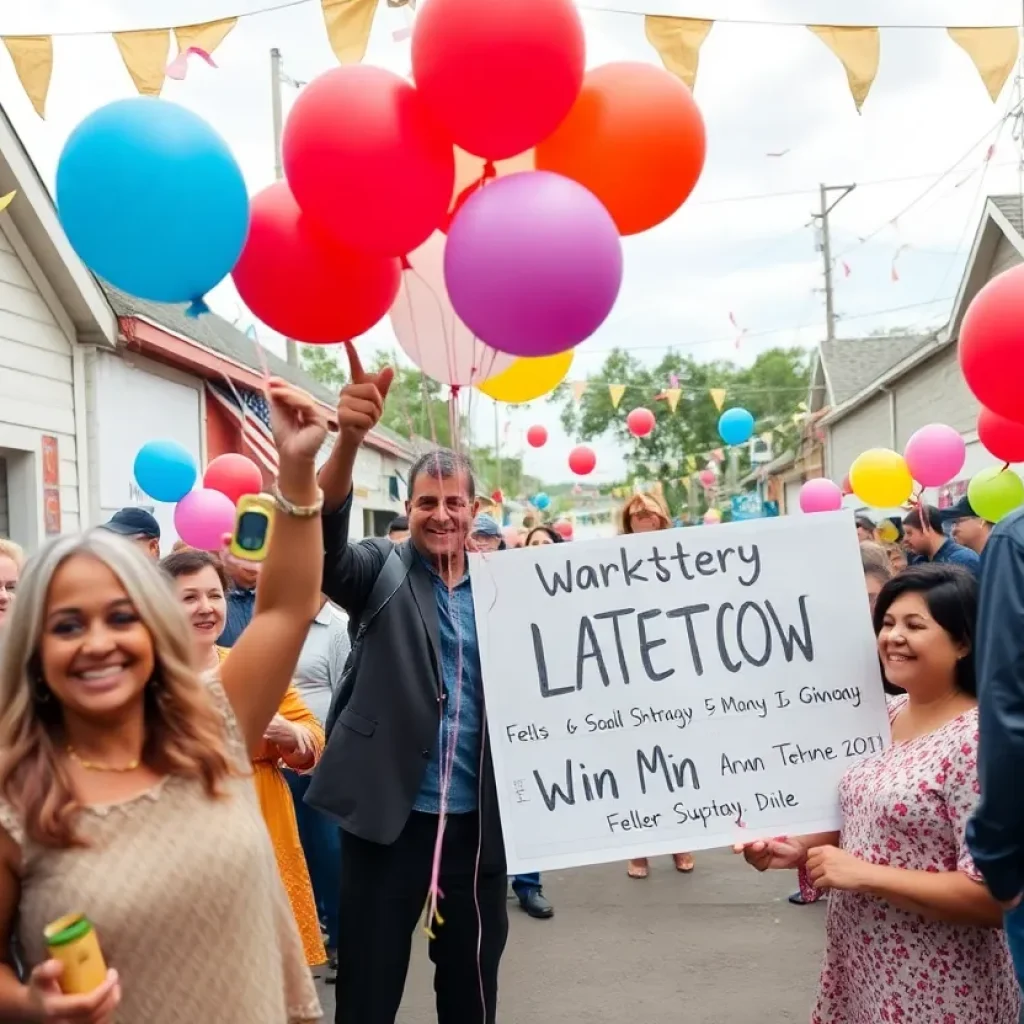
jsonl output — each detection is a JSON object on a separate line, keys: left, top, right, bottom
{"left": 444, "top": 171, "right": 623, "bottom": 357}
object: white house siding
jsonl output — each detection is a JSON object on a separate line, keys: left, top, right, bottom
{"left": 990, "top": 233, "right": 1023, "bottom": 278}
{"left": 0, "top": 222, "right": 82, "bottom": 550}
{"left": 893, "top": 346, "right": 979, "bottom": 447}
{"left": 827, "top": 390, "right": 892, "bottom": 482}
{"left": 0, "top": 456, "right": 8, "bottom": 537}
{"left": 351, "top": 444, "right": 412, "bottom": 539}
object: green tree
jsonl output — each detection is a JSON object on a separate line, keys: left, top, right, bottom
{"left": 300, "top": 345, "right": 347, "bottom": 391}
{"left": 556, "top": 347, "right": 810, "bottom": 515}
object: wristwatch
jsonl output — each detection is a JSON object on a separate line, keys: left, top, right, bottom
{"left": 270, "top": 481, "right": 324, "bottom": 518}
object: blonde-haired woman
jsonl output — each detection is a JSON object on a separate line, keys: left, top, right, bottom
{"left": 0, "top": 379, "right": 326, "bottom": 1023}
{"left": 620, "top": 493, "right": 695, "bottom": 878}
{"left": 0, "top": 539, "right": 23, "bottom": 627}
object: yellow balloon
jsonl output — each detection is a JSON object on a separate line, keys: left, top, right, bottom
{"left": 877, "top": 519, "right": 899, "bottom": 544}
{"left": 476, "top": 351, "right": 573, "bottom": 403}
{"left": 849, "top": 448, "right": 914, "bottom": 507}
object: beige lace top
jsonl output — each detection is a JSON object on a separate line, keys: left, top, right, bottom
{"left": 0, "top": 678, "right": 322, "bottom": 1023}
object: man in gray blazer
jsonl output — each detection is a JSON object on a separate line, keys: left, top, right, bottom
{"left": 308, "top": 344, "right": 508, "bottom": 1024}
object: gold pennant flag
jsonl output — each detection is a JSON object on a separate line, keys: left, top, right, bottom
{"left": 608, "top": 384, "right": 626, "bottom": 409}
{"left": 664, "top": 387, "right": 682, "bottom": 413}
{"left": 174, "top": 17, "right": 238, "bottom": 57}
{"left": 2, "top": 36, "right": 52, "bottom": 118}
{"left": 709, "top": 387, "right": 726, "bottom": 411}
{"left": 949, "top": 27, "right": 1019, "bottom": 102}
{"left": 808, "top": 26, "right": 879, "bottom": 113}
{"left": 571, "top": 380, "right": 588, "bottom": 402}
{"left": 643, "top": 16, "right": 713, "bottom": 91}
{"left": 114, "top": 29, "right": 171, "bottom": 95}
{"left": 686, "top": 455, "right": 697, "bottom": 472}
{"left": 322, "top": 0, "right": 379, "bottom": 64}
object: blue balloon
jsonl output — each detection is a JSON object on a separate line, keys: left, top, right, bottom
{"left": 718, "top": 407, "right": 755, "bottom": 447}
{"left": 56, "top": 98, "right": 249, "bottom": 314}
{"left": 534, "top": 493, "right": 551, "bottom": 510}
{"left": 134, "top": 440, "right": 197, "bottom": 503}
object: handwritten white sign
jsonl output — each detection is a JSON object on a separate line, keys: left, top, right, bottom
{"left": 470, "top": 511, "right": 889, "bottom": 874}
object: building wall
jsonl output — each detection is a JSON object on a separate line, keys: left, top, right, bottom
{"left": 88, "top": 350, "right": 204, "bottom": 555}
{"left": 893, "top": 345, "right": 979, "bottom": 446}
{"left": 990, "top": 233, "right": 1023, "bottom": 278}
{"left": 827, "top": 390, "right": 892, "bottom": 482}
{"left": 0, "top": 222, "right": 83, "bottom": 550}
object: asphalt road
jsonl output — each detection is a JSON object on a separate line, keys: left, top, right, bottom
{"left": 314, "top": 849, "right": 825, "bottom": 1023}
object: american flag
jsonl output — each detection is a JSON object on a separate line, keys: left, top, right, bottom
{"left": 205, "top": 381, "right": 278, "bottom": 475}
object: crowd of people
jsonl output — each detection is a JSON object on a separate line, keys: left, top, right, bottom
{"left": 1, "top": 349, "right": 1024, "bottom": 1024}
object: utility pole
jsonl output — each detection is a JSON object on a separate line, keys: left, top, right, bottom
{"left": 270, "top": 48, "right": 300, "bottom": 367}
{"left": 813, "top": 183, "right": 856, "bottom": 342}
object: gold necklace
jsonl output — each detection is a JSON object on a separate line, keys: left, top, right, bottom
{"left": 67, "top": 747, "right": 140, "bottom": 773}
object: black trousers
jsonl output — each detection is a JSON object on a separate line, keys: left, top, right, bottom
{"left": 335, "top": 812, "right": 509, "bottom": 1024}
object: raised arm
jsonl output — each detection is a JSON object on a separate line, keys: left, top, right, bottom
{"left": 221, "top": 379, "right": 328, "bottom": 752}
{"left": 318, "top": 341, "right": 396, "bottom": 614}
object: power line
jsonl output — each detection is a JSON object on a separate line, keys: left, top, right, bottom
{"left": 580, "top": 296, "right": 953, "bottom": 355}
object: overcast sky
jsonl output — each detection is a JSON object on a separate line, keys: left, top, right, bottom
{"left": 3, "top": 1, "right": 1023, "bottom": 485}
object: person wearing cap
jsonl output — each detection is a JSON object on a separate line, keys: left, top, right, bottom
{"left": 941, "top": 495, "right": 993, "bottom": 555}
{"left": 902, "top": 503, "right": 980, "bottom": 575}
{"left": 98, "top": 507, "right": 161, "bottom": 560}
{"left": 854, "top": 514, "right": 877, "bottom": 543}
{"left": 469, "top": 513, "right": 503, "bottom": 552}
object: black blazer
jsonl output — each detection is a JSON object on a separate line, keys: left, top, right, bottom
{"left": 305, "top": 493, "right": 506, "bottom": 871}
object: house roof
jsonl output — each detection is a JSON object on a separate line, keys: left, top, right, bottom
{"left": 818, "top": 333, "right": 935, "bottom": 406}
{"left": 0, "top": 104, "right": 115, "bottom": 346}
{"left": 104, "top": 285, "right": 416, "bottom": 460}
{"left": 820, "top": 194, "right": 1024, "bottom": 427}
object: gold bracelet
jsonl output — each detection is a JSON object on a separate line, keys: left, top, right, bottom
{"left": 270, "top": 481, "right": 324, "bottom": 518}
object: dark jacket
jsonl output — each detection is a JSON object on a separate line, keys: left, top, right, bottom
{"left": 305, "top": 492, "right": 506, "bottom": 871}
{"left": 967, "top": 508, "right": 1024, "bottom": 901}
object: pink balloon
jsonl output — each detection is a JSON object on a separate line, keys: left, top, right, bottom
{"left": 526, "top": 425, "right": 548, "bottom": 448}
{"left": 554, "top": 520, "right": 574, "bottom": 539}
{"left": 174, "top": 488, "right": 236, "bottom": 551}
{"left": 799, "top": 478, "right": 844, "bottom": 514}
{"left": 627, "top": 408, "right": 656, "bottom": 438}
{"left": 568, "top": 444, "right": 596, "bottom": 475}
{"left": 390, "top": 231, "right": 515, "bottom": 386}
{"left": 698, "top": 468, "right": 716, "bottom": 488}
{"left": 903, "top": 424, "right": 966, "bottom": 487}
{"left": 703, "top": 509, "right": 721, "bottom": 525}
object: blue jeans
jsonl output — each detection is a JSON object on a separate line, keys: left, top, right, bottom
{"left": 511, "top": 873, "right": 541, "bottom": 899}
{"left": 1005, "top": 905, "right": 1024, "bottom": 1023}
{"left": 285, "top": 770, "right": 341, "bottom": 950}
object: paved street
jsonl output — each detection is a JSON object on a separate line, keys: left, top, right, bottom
{"left": 315, "top": 849, "right": 825, "bottom": 1023}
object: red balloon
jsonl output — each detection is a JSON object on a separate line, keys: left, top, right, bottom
{"left": 491, "top": 489, "right": 504, "bottom": 504}
{"left": 554, "top": 520, "right": 574, "bottom": 539}
{"left": 979, "top": 406, "right": 1024, "bottom": 463}
{"left": 568, "top": 444, "right": 596, "bottom": 476}
{"left": 627, "top": 408, "right": 656, "bottom": 438}
{"left": 841, "top": 474, "right": 853, "bottom": 495}
{"left": 232, "top": 183, "right": 400, "bottom": 344}
{"left": 204, "top": 453, "right": 263, "bottom": 505}
{"left": 282, "top": 66, "right": 454, "bottom": 257}
{"left": 959, "top": 264, "right": 1024, "bottom": 423}
{"left": 411, "top": 0, "right": 585, "bottom": 160}
{"left": 698, "top": 468, "right": 716, "bottom": 488}
{"left": 526, "top": 425, "right": 548, "bottom": 448}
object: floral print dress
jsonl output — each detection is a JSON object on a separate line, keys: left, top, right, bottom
{"left": 812, "top": 697, "right": 1019, "bottom": 1024}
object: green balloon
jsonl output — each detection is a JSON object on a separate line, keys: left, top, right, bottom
{"left": 967, "top": 466, "right": 1024, "bottom": 523}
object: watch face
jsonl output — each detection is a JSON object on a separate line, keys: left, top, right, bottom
{"left": 236, "top": 510, "right": 270, "bottom": 552}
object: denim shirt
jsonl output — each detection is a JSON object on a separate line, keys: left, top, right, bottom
{"left": 217, "top": 587, "right": 256, "bottom": 648}
{"left": 932, "top": 538, "right": 981, "bottom": 576}
{"left": 413, "top": 558, "right": 484, "bottom": 815}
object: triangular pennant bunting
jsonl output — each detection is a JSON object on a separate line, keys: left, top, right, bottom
{"left": 571, "top": 380, "right": 588, "bottom": 402}
{"left": 948, "top": 27, "right": 1019, "bottom": 102}
{"left": 808, "top": 25, "right": 880, "bottom": 113}
{"left": 686, "top": 455, "right": 697, "bottom": 472}
{"left": 644, "top": 16, "right": 713, "bottom": 91}
{"left": 322, "top": 0, "right": 379, "bottom": 64}
{"left": 114, "top": 29, "right": 171, "bottom": 95}
{"left": 608, "top": 384, "right": 626, "bottom": 409}
{"left": 174, "top": 18, "right": 238, "bottom": 58}
{"left": 709, "top": 388, "right": 727, "bottom": 411}
{"left": 3, "top": 36, "right": 53, "bottom": 117}
{"left": 664, "top": 387, "right": 682, "bottom": 413}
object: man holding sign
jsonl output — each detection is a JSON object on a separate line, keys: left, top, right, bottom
{"left": 307, "top": 344, "right": 507, "bottom": 1024}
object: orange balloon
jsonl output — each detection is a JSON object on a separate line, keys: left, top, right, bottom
{"left": 535, "top": 61, "right": 706, "bottom": 236}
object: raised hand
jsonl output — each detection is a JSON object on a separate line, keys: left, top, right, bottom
{"left": 266, "top": 378, "right": 330, "bottom": 465}
{"left": 336, "top": 341, "right": 394, "bottom": 444}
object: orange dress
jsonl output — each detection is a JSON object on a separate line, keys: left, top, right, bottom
{"left": 217, "top": 648, "right": 327, "bottom": 967}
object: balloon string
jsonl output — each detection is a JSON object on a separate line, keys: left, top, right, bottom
{"left": 1002, "top": 461, "right": 1011, "bottom": 473}
{"left": 406, "top": 263, "right": 462, "bottom": 390}
{"left": 444, "top": 160, "right": 497, "bottom": 231}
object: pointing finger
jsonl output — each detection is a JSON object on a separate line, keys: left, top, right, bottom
{"left": 344, "top": 341, "right": 366, "bottom": 385}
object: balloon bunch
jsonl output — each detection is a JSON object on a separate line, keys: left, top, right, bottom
{"left": 133, "top": 443, "right": 263, "bottom": 549}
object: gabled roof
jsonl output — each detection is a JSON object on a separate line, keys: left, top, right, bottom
{"left": 104, "top": 285, "right": 416, "bottom": 461}
{"left": 0, "top": 104, "right": 115, "bottom": 345}
{"left": 820, "top": 194, "right": 1024, "bottom": 427}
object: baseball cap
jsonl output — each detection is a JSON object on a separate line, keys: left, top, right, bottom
{"left": 937, "top": 495, "right": 981, "bottom": 523}
{"left": 471, "top": 513, "right": 501, "bottom": 537}
{"left": 100, "top": 507, "right": 161, "bottom": 540}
